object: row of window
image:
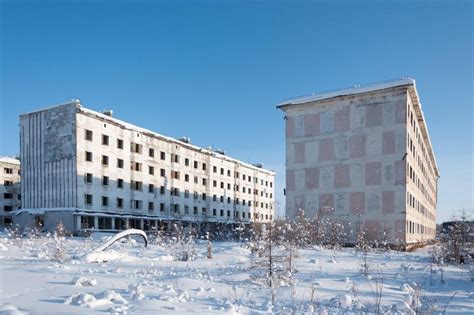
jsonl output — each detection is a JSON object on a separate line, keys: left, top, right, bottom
{"left": 84, "top": 130, "right": 273, "bottom": 187}
{"left": 84, "top": 173, "right": 273, "bottom": 199}
{"left": 406, "top": 220, "right": 434, "bottom": 236}
{"left": 3, "top": 167, "right": 19, "bottom": 175}
{"left": 83, "top": 194, "right": 272, "bottom": 220}
{"left": 3, "top": 193, "right": 21, "bottom": 200}
{"left": 406, "top": 191, "right": 434, "bottom": 222}
{"left": 407, "top": 162, "right": 435, "bottom": 208}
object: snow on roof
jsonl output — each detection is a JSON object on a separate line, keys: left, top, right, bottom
{"left": 0, "top": 156, "right": 20, "bottom": 165}
{"left": 277, "top": 78, "right": 415, "bottom": 107}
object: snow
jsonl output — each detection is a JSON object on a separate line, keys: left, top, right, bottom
{"left": 277, "top": 78, "right": 415, "bottom": 107}
{"left": 0, "top": 234, "right": 473, "bottom": 314}
{"left": 0, "top": 156, "right": 20, "bottom": 165}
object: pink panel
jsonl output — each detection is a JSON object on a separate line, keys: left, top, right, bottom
{"left": 394, "top": 160, "right": 406, "bottom": 184}
{"left": 395, "top": 100, "right": 407, "bottom": 124}
{"left": 318, "top": 138, "right": 335, "bottom": 161}
{"left": 350, "top": 192, "right": 365, "bottom": 214}
{"left": 382, "top": 190, "right": 395, "bottom": 213}
{"left": 350, "top": 134, "right": 366, "bottom": 158}
{"left": 286, "top": 170, "right": 295, "bottom": 191}
{"left": 364, "top": 220, "right": 382, "bottom": 240}
{"left": 319, "top": 193, "right": 334, "bottom": 213}
{"left": 365, "top": 162, "right": 382, "bottom": 186}
{"left": 295, "top": 142, "right": 305, "bottom": 163}
{"left": 382, "top": 131, "right": 396, "bottom": 155}
{"left": 304, "top": 113, "right": 320, "bottom": 137}
{"left": 335, "top": 108, "right": 350, "bottom": 132}
{"left": 286, "top": 117, "right": 295, "bottom": 138}
{"left": 305, "top": 168, "right": 319, "bottom": 189}
{"left": 365, "top": 104, "right": 383, "bottom": 127}
{"left": 334, "top": 165, "right": 350, "bottom": 188}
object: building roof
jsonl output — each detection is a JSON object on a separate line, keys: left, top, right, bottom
{"left": 0, "top": 156, "right": 20, "bottom": 165}
{"left": 277, "top": 78, "right": 439, "bottom": 177}
{"left": 277, "top": 78, "right": 415, "bottom": 107}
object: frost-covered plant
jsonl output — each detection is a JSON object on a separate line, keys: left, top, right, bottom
{"left": 171, "top": 223, "right": 197, "bottom": 262}
{"left": 356, "top": 229, "right": 370, "bottom": 276}
{"left": 53, "top": 221, "right": 69, "bottom": 263}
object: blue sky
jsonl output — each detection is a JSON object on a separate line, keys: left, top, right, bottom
{"left": 1, "top": 0, "right": 472, "bottom": 223}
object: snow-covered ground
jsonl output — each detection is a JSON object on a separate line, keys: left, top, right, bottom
{"left": 0, "top": 233, "right": 473, "bottom": 314}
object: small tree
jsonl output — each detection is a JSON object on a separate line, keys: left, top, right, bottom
{"left": 356, "top": 228, "right": 370, "bottom": 276}
{"left": 53, "top": 221, "right": 68, "bottom": 263}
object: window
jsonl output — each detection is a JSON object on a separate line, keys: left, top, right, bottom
{"left": 131, "top": 200, "right": 142, "bottom": 209}
{"left": 227, "top": 197, "right": 231, "bottom": 204}
{"left": 185, "top": 158, "right": 189, "bottom": 166}
{"left": 220, "top": 168, "right": 224, "bottom": 175}
{"left": 117, "top": 158, "right": 124, "bottom": 168}
{"left": 185, "top": 190, "right": 190, "bottom": 198}
{"left": 171, "top": 154, "right": 179, "bottom": 163}
{"left": 117, "top": 139, "right": 124, "bottom": 149}
{"left": 194, "top": 176, "right": 198, "bottom": 184}
{"left": 184, "top": 205, "right": 189, "bottom": 214}
{"left": 160, "top": 169, "right": 165, "bottom": 177}
{"left": 194, "top": 191, "right": 198, "bottom": 199}
{"left": 102, "top": 176, "right": 109, "bottom": 186}
{"left": 149, "top": 148, "right": 155, "bottom": 157}
{"left": 131, "top": 161, "right": 142, "bottom": 172}
{"left": 171, "top": 187, "right": 180, "bottom": 196}
{"left": 171, "top": 171, "right": 180, "bottom": 179}
{"left": 220, "top": 209, "right": 224, "bottom": 216}
{"left": 160, "top": 151, "right": 166, "bottom": 160}
{"left": 185, "top": 174, "right": 189, "bottom": 182}
{"left": 213, "top": 195, "right": 217, "bottom": 201}
{"left": 117, "top": 178, "right": 123, "bottom": 189}
{"left": 227, "top": 183, "right": 231, "bottom": 190}
{"left": 102, "top": 196, "right": 109, "bottom": 206}
{"left": 102, "top": 155, "right": 109, "bottom": 165}
{"left": 4, "top": 168, "right": 13, "bottom": 174}
{"left": 194, "top": 161, "right": 198, "bottom": 169}
{"left": 202, "top": 207, "right": 207, "bottom": 216}
{"left": 85, "top": 194, "right": 93, "bottom": 205}
{"left": 117, "top": 198, "right": 123, "bottom": 208}
{"left": 160, "top": 186, "right": 165, "bottom": 194}
{"left": 193, "top": 207, "right": 198, "bottom": 215}
{"left": 213, "top": 180, "right": 217, "bottom": 187}
{"left": 227, "top": 170, "right": 231, "bottom": 177}
{"left": 227, "top": 210, "right": 231, "bottom": 217}
{"left": 85, "top": 129, "right": 93, "bottom": 141}
{"left": 84, "top": 173, "right": 93, "bottom": 183}
{"left": 160, "top": 203, "right": 165, "bottom": 212}
{"left": 220, "top": 182, "right": 224, "bottom": 189}
{"left": 130, "top": 142, "right": 142, "bottom": 154}
{"left": 4, "top": 180, "right": 13, "bottom": 186}
{"left": 131, "top": 181, "right": 143, "bottom": 191}
{"left": 202, "top": 193, "right": 206, "bottom": 201}
{"left": 3, "top": 193, "right": 13, "bottom": 199}
{"left": 102, "top": 134, "right": 109, "bottom": 145}
{"left": 149, "top": 166, "right": 155, "bottom": 175}
{"left": 213, "top": 209, "right": 217, "bottom": 216}
{"left": 220, "top": 196, "right": 224, "bottom": 202}
{"left": 149, "top": 184, "right": 154, "bottom": 193}
{"left": 202, "top": 163, "right": 207, "bottom": 171}
{"left": 202, "top": 178, "right": 207, "bottom": 186}
{"left": 148, "top": 202, "right": 154, "bottom": 211}
{"left": 213, "top": 166, "right": 217, "bottom": 173}
{"left": 243, "top": 174, "right": 246, "bottom": 180}
{"left": 85, "top": 151, "right": 93, "bottom": 162}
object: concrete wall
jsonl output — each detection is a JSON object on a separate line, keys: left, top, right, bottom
{"left": 283, "top": 88, "right": 410, "bottom": 244}
{"left": 20, "top": 103, "right": 78, "bottom": 209}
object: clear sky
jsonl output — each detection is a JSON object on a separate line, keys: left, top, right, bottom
{"left": 0, "top": 0, "right": 472, "bottom": 223}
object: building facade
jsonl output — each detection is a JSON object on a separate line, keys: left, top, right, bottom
{"left": 0, "top": 157, "right": 21, "bottom": 226}
{"left": 278, "top": 79, "right": 439, "bottom": 245}
{"left": 15, "top": 101, "right": 275, "bottom": 234}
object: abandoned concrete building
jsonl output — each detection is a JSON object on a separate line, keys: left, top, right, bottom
{"left": 14, "top": 101, "right": 275, "bottom": 234}
{"left": 0, "top": 157, "right": 21, "bottom": 226}
{"left": 278, "top": 78, "right": 439, "bottom": 245}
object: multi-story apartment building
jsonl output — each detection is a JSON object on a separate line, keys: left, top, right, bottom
{"left": 278, "top": 79, "right": 439, "bottom": 246}
{"left": 14, "top": 101, "right": 275, "bottom": 234}
{"left": 0, "top": 157, "right": 21, "bottom": 226}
